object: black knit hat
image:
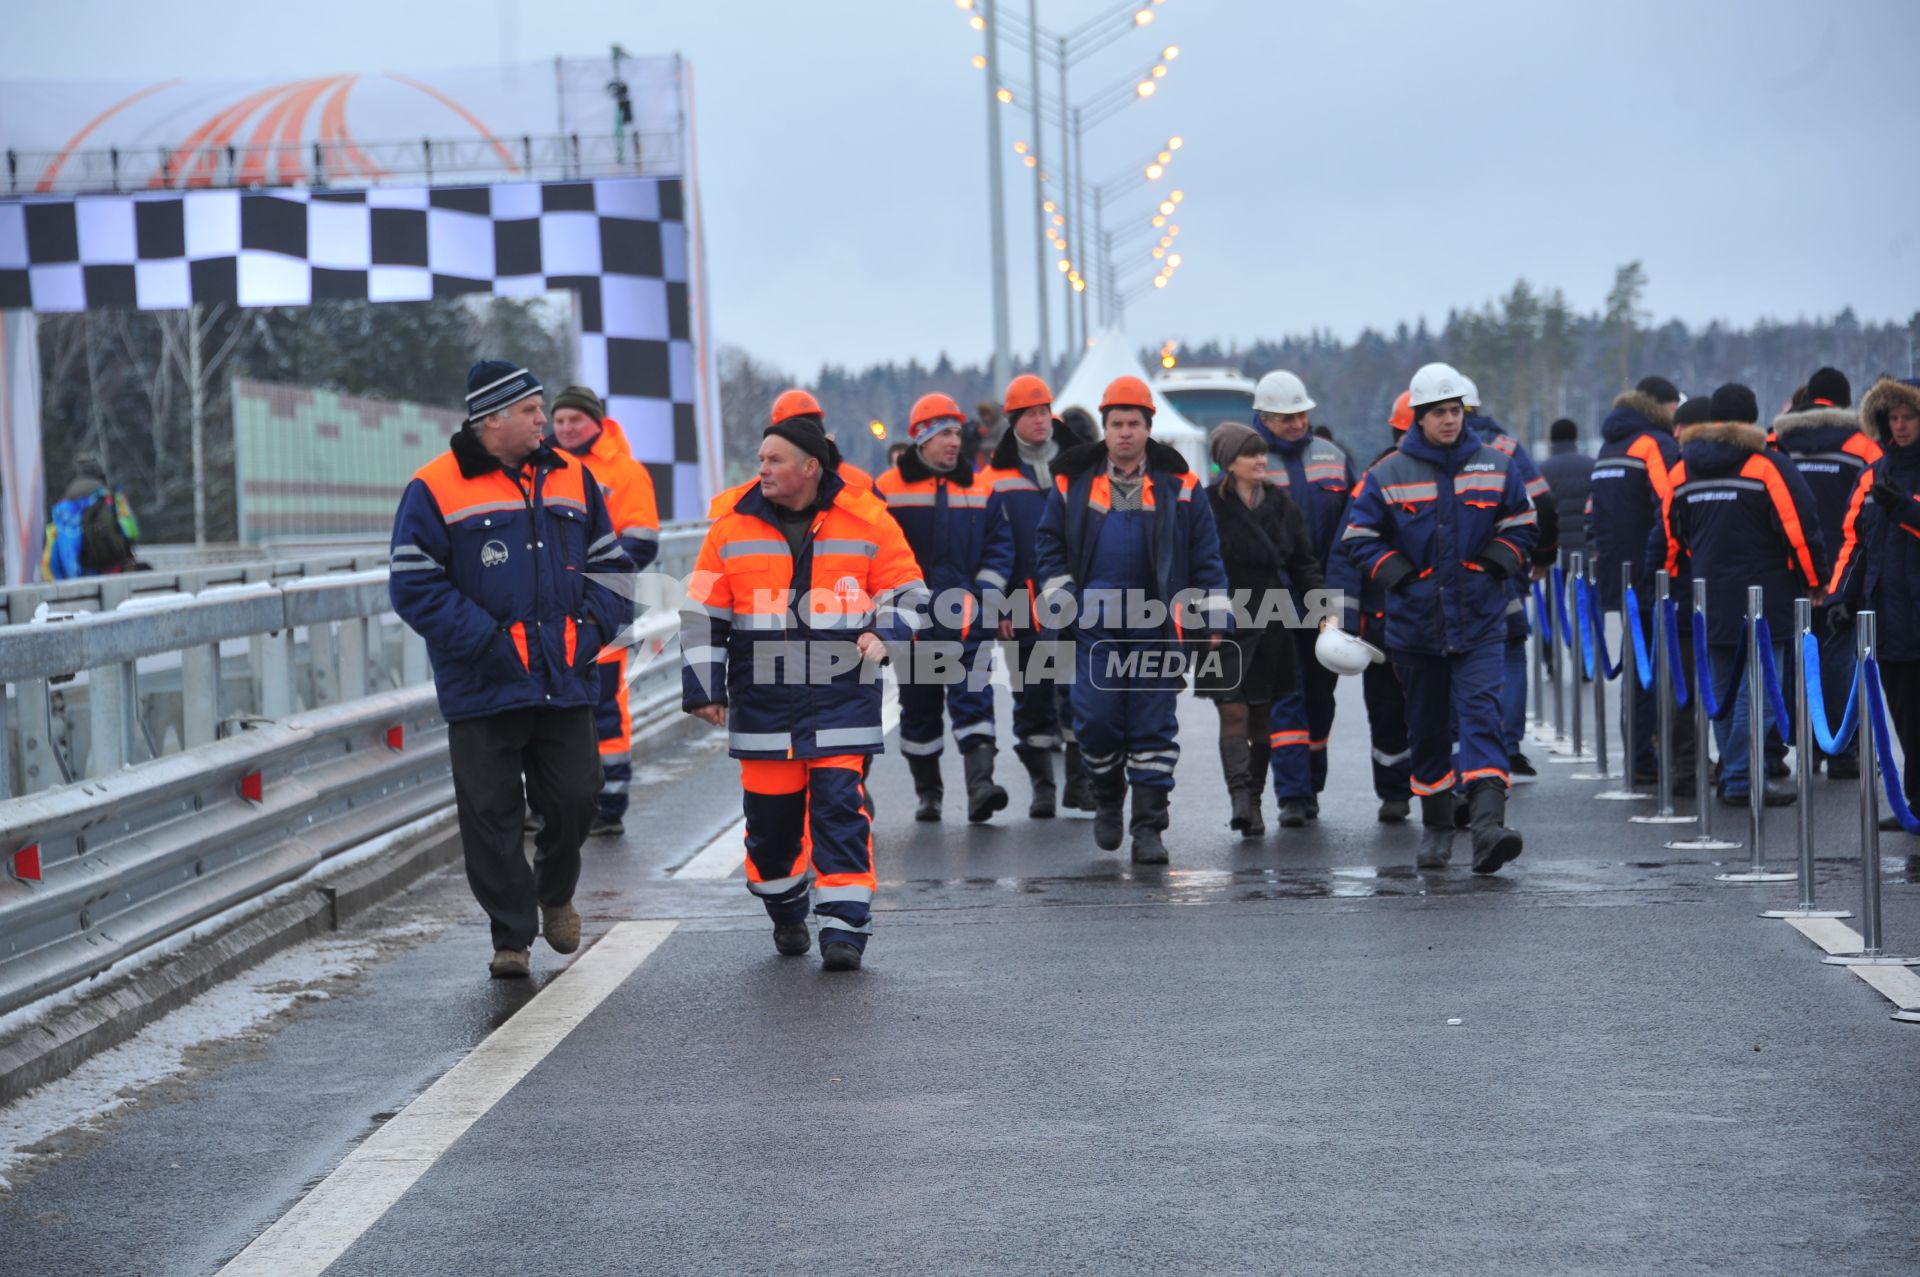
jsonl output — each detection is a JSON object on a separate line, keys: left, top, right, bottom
{"left": 763, "top": 416, "right": 839, "bottom": 471}
{"left": 1548, "top": 418, "right": 1578, "bottom": 444}
{"left": 465, "top": 360, "right": 543, "bottom": 422}
{"left": 1673, "top": 397, "right": 1713, "bottom": 430}
{"left": 1635, "top": 376, "right": 1681, "bottom": 405}
{"left": 551, "top": 384, "right": 605, "bottom": 422}
{"left": 1709, "top": 383, "right": 1760, "bottom": 424}
{"left": 1806, "top": 366, "right": 1852, "bottom": 408}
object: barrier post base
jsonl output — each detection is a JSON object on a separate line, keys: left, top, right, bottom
{"left": 1630, "top": 812, "right": 1696, "bottom": 825}
{"left": 1759, "top": 907, "right": 1852, "bottom": 919}
{"left": 1822, "top": 952, "right": 1920, "bottom": 967}
{"left": 1715, "top": 869, "right": 1798, "bottom": 883}
{"left": 1892, "top": 1010, "right": 1920, "bottom": 1023}
{"left": 1595, "top": 788, "right": 1653, "bottom": 802}
{"left": 1547, "top": 753, "right": 1596, "bottom": 765}
{"left": 1666, "top": 835, "right": 1740, "bottom": 850}
{"left": 1567, "top": 771, "right": 1612, "bottom": 781}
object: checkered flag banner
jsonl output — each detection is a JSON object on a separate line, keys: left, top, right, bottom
{"left": 0, "top": 177, "right": 703, "bottom": 518}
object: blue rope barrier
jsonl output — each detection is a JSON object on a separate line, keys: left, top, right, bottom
{"left": 1753, "top": 618, "right": 1794, "bottom": 740}
{"left": 1576, "top": 580, "right": 1623, "bottom": 681}
{"left": 1574, "top": 579, "right": 1597, "bottom": 680}
{"left": 1623, "top": 586, "right": 1656, "bottom": 690}
{"left": 1662, "top": 597, "right": 1689, "bottom": 709}
{"left": 1800, "top": 631, "right": 1860, "bottom": 756}
{"left": 1865, "top": 656, "right": 1920, "bottom": 834}
{"left": 1551, "top": 566, "right": 1574, "bottom": 651}
{"left": 1690, "top": 611, "right": 1747, "bottom": 722}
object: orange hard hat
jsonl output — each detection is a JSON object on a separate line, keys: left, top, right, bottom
{"left": 771, "top": 388, "right": 823, "bottom": 425}
{"left": 1389, "top": 390, "right": 1414, "bottom": 433}
{"left": 1100, "top": 375, "right": 1156, "bottom": 414}
{"left": 909, "top": 392, "right": 965, "bottom": 431}
{"left": 1004, "top": 374, "right": 1053, "bottom": 414}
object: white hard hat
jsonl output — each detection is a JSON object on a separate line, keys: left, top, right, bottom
{"left": 1315, "top": 626, "right": 1385, "bottom": 677}
{"left": 1457, "top": 374, "right": 1481, "bottom": 408}
{"left": 1252, "top": 370, "right": 1316, "bottom": 415}
{"left": 1409, "top": 362, "right": 1469, "bottom": 411}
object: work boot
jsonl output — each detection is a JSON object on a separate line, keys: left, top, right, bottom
{"left": 1826, "top": 753, "right": 1859, "bottom": 780}
{"left": 1416, "top": 793, "right": 1455, "bottom": 869}
{"left": 1467, "top": 780, "right": 1524, "bottom": 875}
{"left": 1091, "top": 767, "right": 1127, "bottom": 851}
{"left": 1508, "top": 752, "right": 1538, "bottom": 778}
{"left": 964, "top": 747, "right": 1010, "bottom": 823}
{"left": 1305, "top": 798, "right": 1321, "bottom": 821}
{"left": 1129, "top": 783, "right": 1171, "bottom": 865}
{"left": 589, "top": 816, "right": 624, "bottom": 837}
{"left": 1765, "top": 754, "right": 1791, "bottom": 781}
{"left": 1762, "top": 776, "right": 1798, "bottom": 807}
{"left": 773, "top": 921, "right": 812, "bottom": 956}
{"left": 1453, "top": 792, "right": 1472, "bottom": 830}
{"left": 1062, "top": 742, "right": 1093, "bottom": 811}
{"left": 821, "top": 941, "right": 863, "bottom": 973}
{"left": 1278, "top": 799, "right": 1311, "bottom": 829}
{"left": 1016, "top": 745, "right": 1058, "bottom": 819}
{"left": 541, "top": 902, "right": 581, "bottom": 955}
{"left": 1220, "top": 735, "right": 1258, "bottom": 837}
{"left": 1377, "top": 796, "right": 1411, "bottom": 824}
{"left": 488, "top": 948, "right": 531, "bottom": 979}
{"left": 908, "top": 754, "right": 944, "bottom": 822}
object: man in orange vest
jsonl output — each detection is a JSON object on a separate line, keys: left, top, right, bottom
{"left": 550, "top": 386, "right": 661, "bottom": 836}
{"left": 682, "top": 394, "right": 928, "bottom": 971}
{"left": 390, "top": 361, "right": 633, "bottom": 978}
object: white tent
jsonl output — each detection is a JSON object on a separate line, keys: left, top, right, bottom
{"left": 1054, "top": 327, "right": 1208, "bottom": 478}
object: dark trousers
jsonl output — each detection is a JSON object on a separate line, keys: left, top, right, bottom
{"left": 1269, "top": 630, "right": 1338, "bottom": 800}
{"left": 447, "top": 706, "right": 600, "bottom": 950}
{"left": 1878, "top": 660, "right": 1920, "bottom": 811}
{"left": 1362, "top": 656, "right": 1412, "bottom": 801}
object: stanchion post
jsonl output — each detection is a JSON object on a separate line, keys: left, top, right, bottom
{"left": 1597, "top": 562, "right": 1651, "bottom": 800}
{"left": 1572, "top": 555, "right": 1612, "bottom": 781}
{"left": 1671, "top": 577, "right": 1739, "bottom": 849}
{"left": 1568, "top": 552, "right": 1585, "bottom": 759}
{"left": 1531, "top": 575, "right": 1546, "bottom": 729}
{"left": 1550, "top": 550, "right": 1567, "bottom": 747}
{"left": 1824, "top": 612, "right": 1918, "bottom": 964}
{"left": 1632, "top": 570, "right": 1692, "bottom": 825}
{"left": 1719, "top": 585, "right": 1793, "bottom": 881}
{"left": 1763, "top": 596, "right": 1848, "bottom": 917}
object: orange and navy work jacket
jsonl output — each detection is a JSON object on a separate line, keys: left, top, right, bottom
{"left": 681, "top": 470, "right": 928, "bottom": 759}
{"left": 1651, "top": 421, "right": 1825, "bottom": 646}
{"left": 875, "top": 449, "right": 1015, "bottom": 636}
{"left": 390, "top": 429, "right": 632, "bottom": 723}
{"left": 568, "top": 417, "right": 661, "bottom": 663}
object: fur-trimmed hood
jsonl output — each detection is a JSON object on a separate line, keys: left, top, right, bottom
{"left": 1600, "top": 389, "right": 1673, "bottom": 444}
{"left": 1860, "top": 377, "right": 1920, "bottom": 444}
{"left": 1684, "top": 421, "right": 1768, "bottom": 452}
{"left": 1050, "top": 437, "right": 1190, "bottom": 481}
{"left": 894, "top": 445, "right": 978, "bottom": 486}
{"left": 1680, "top": 420, "right": 1768, "bottom": 476}
{"left": 1771, "top": 404, "right": 1860, "bottom": 440}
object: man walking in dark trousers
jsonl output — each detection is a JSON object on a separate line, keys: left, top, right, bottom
{"left": 390, "top": 361, "right": 633, "bottom": 978}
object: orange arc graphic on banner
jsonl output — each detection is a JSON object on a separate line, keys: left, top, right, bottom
{"left": 35, "top": 79, "right": 184, "bottom": 192}
{"left": 382, "top": 72, "right": 521, "bottom": 173}
{"left": 318, "top": 75, "right": 386, "bottom": 181}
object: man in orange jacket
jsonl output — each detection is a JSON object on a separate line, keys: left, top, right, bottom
{"left": 551, "top": 386, "right": 661, "bottom": 835}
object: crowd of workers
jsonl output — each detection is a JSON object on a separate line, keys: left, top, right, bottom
{"left": 389, "top": 355, "right": 1920, "bottom": 977}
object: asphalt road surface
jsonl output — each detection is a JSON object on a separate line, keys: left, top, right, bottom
{"left": 3, "top": 674, "right": 1917, "bottom": 1276}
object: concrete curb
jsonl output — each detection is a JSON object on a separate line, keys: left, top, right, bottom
{"left": 0, "top": 820, "right": 463, "bottom": 1107}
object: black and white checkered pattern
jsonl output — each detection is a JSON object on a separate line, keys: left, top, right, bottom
{"left": 0, "top": 177, "right": 700, "bottom": 517}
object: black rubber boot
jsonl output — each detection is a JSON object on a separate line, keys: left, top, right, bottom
{"left": 1278, "top": 799, "right": 1311, "bottom": 829}
{"left": 1091, "top": 767, "right": 1127, "bottom": 851}
{"left": 1129, "top": 784, "right": 1171, "bottom": 865}
{"left": 964, "top": 746, "right": 1009, "bottom": 823}
{"left": 1016, "top": 745, "right": 1057, "bottom": 819}
{"left": 907, "top": 754, "right": 944, "bottom": 822}
{"left": 1220, "top": 735, "right": 1257, "bottom": 836}
{"left": 1377, "top": 797, "right": 1411, "bottom": 824}
{"left": 1468, "top": 780, "right": 1523, "bottom": 875}
{"left": 1061, "top": 742, "right": 1092, "bottom": 811}
{"left": 773, "top": 921, "right": 811, "bottom": 956}
{"left": 1416, "top": 793, "right": 1455, "bottom": 869}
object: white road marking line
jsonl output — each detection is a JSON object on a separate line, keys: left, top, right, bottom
{"left": 672, "top": 679, "right": 901, "bottom": 880}
{"left": 1783, "top": 916, "right": 1866, "bottom": 956}
{"left": 216, "top": 920, "right": 678, "bottom": 1277}
{"left": 1850, "top": 964, "right": 1920, "bottom": 1012}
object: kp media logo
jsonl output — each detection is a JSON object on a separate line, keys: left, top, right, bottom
{"left": 1086, "top": 638, "right": 1240, "bottom": 691}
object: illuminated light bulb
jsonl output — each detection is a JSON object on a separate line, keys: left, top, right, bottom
{"left": 1024, "top": 155, "right": 1037, "bottom": 168}
{"left": 1152, "top": 215, "right": 1166, "bottom": 227}
{"left": 1136, "top": 81, "right": 1155, "bottom": 97}
{"left": 1153, "top": 64, "right": 1167, "bottom": 79}
{"left": 1169, "top": 136, "right": 1183, "bottom": 149}
{"left": 1162, "top": 355, "right": 1175, "bottom": 368}
{"left": 1153, "top": 248, "right": 1165, "bottom": 259}
{"left": 869, "top": 419, "right": 887, "bottom": 438}
{"left": 1168, "top": 225, "right": 1180, "bottom": 236}
{"left": 1072, "top": 279, "right": 1085, "bottom": 292}
{"left": 1145, "top": 163, "right": 1164, "bottom": 180}
{"left": 1154, "top": 276, "right": 1168, "bottom": 288}
{"left": 1014, "top": 141, "right": 1027, "bottom": 154}
{"left": 1057, "top": 259, "right": 1071, "bottom": 272}
{"left": 1159, "top": 201, "right": 1174, "bottom": 215}
{"left": 997, "top": 87, "right": 1013, "bottom": 103}
{"left": 1157, "top": 151, "right": 1171, "bottom": 164}
{"left": 1163, "top": 45, "right": 1179, "bottom": 60}
{"left": 971, "top": 54, "right": 986, "bottom": 69}
{"left": 1160, "top": 236, "right": 1172, "bottom": 248}
{"left": 1168, "top": 253, "right": 1181, "bottom": 267}
{"left": 1043, "top": 200, "right": 1056, "bottom": 213}
{"left": 1052, "top": 214, "right": 1064, "bottom": 226}
{"left": 1134, "top": 8, "right": 1154, "bottom": 24}
{"left": 970, "top": 14, "right": 985, "bottom": 29}
{"left": 1170, "top": 189, "right": 1184, "bottom": 202}
{"left": 956, "top": 0, "right": 972, "bottom": 8}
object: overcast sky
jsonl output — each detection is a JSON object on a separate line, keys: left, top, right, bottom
{"left": 9, "top": 0, "right": 1918, "bottom": 379}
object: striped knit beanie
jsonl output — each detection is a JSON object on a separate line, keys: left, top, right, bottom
{"left": 465, "top": 360, "right": 543, "bottom": 423}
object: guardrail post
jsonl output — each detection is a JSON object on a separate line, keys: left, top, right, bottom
{"left": 1633, "top": 571, "right": 1692, "bottom": 825}
{"left": 1825, "top": 612, "right": 1918, "bottom": 967}
{"left": 257, "top": 629, "right": 293, "bottom": 719}
{"left": 1668, "top": 577, "right": 1739, "bottom": 849}
{"left": 85, "top": 662, "right": 132, "bottom": 775}
{"left": 309, "top": 622, "right": 339, "bottom": 708}
{"left": 337, "top": 617, "right": 369, "bottom": 702}
{"left": 0, "top": 685, "right": 10, "bottom": 799}
{"left": 181, "top": 642, "right": 220, "bottom": 749}
{"left": 401, "top": 628, "right": 429, "bottom": 687}
{"left": 1719, "top": 585, "right": 1793, "bottom": 882}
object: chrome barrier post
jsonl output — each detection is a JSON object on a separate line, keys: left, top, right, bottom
{"left": 1549, "top": 553, "right": 1567, "bottom": 748}
{"left": 1553, "top": 552, "right": 1593, "bottom": 763}
{"left": 1825, "top": 612, "right": 1919, "bottom": 966}
{"left": 1632, "top": 571, "right": 1693, "bottom": 825}
{"left": 1719, "top": 585, "right": 1793, "bottom": 882}
{"left": 1531, "top": 576, "right": 1546, "bottom": 729}
{"left": 1668, "top": 577, "right": 1739, "bottom": 849}
{"left": 1763, "top": 597, "right": 1849, "bottom": 917}
{"left": 1597, "top": 561, "right": 1650, "bottom": 801}
{"left": 1571, "top": 555, "right": 1612, "bottom": 781}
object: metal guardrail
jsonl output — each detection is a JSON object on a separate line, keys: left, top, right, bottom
{"left": 0, "top": 524, "right": 704, "bottom": 1019}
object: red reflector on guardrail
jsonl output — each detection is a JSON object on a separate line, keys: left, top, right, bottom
{"left": 9, "top": 846, "right": 41, "bottom": 883}
{"left": 386, "top": 725, "right": 404, "bottom": 751}
{"left": 240, "top": 772, "right": 263, "bottom": 803}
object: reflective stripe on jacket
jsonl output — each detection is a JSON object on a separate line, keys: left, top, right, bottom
{"left": 1587, "top": 390, "right": 1677, "bottom": 609}
{"left": 876, "top": 448, "right": 1015, "bottom": 629}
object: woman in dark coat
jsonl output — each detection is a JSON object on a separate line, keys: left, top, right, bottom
{"left": 1199, "top": 423, "right": 1325, "bottom": 836}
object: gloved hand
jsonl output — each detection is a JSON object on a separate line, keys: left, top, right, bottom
{"left": 1823, "top": 603, "right": 1853, "bottom": 638}
{"left": 1871, "top": 480, "right": 1910, "bottom": 512}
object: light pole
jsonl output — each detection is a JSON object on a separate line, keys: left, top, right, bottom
{"left": 981, "top": 0, "right": 1012, "bottom": 395}
{"left": 1085, "top": 141, "right": 1181, "bottom": 327}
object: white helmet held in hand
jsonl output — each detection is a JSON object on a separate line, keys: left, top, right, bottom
{"left": 1253, "top": 370, "right": 1316, "bottom": 415}
{"left": 1316, "top": 626, "right": 1385, "bottom": 677}
{"left": 1409, "top": 362, "right": 1469, "bottom": 410}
